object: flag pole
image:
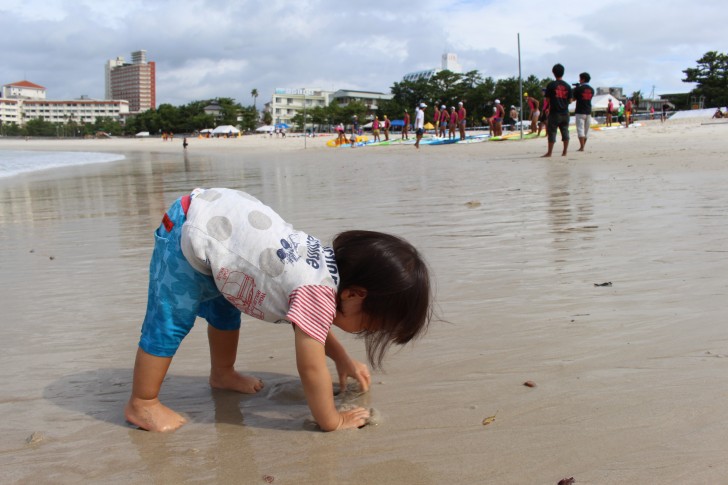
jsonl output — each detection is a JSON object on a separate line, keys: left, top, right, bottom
{"left": 518, "top": 33, "right": 524, "bottom": 140}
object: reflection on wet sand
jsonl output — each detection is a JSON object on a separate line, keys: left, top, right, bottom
{"left": 3, "top": 121, "right": 728, "bottom": 482}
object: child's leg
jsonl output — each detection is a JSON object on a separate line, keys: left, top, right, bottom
{"left": 208, "top": 325, "right": 264, "bottom": 393}
{"left": 125, "top": 347, "right": 187, "bottom": 432}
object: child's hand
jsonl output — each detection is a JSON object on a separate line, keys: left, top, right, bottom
{"left": 336, "top": 358, "right": 371, "bottom": 394}
{"left": 336, "top": 406, "right": 371, "bottom": 430}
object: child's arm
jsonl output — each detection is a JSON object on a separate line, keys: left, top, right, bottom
{"left": 324, "top": 330, "right": 371, "bottom": 394}
{"left": 294, "top": 326, "right": 370, "bottom": 431}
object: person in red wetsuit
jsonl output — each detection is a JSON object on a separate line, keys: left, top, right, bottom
{"left": 439, "top": 105, "right": 449, "bottom": 138}
{"left": 457, "top": 101, "right": 467, "bottom": 140}
{"left": 525, "top": 92, "right": 540, "bottom": 133}
{"left": 448, "top": 106, "right": 458, "bottom": 140}
{"left": 402, "top": 109, "right": 410, "bottom": 140}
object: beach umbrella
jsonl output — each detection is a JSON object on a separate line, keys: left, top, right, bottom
{"left": 424, "top": 122, "right": 435, "bottom": 130}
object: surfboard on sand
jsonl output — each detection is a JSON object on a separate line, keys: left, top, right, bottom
{"left": 326, "top": 135, "right": 369, "bottom": 147}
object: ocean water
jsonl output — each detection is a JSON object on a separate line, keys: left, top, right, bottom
{"left": 0, "top": 150, "right": 125, "bottom": 178}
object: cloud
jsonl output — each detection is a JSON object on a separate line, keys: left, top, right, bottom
{"left": 0, "top": 0, "right": 721, "bottom": 108}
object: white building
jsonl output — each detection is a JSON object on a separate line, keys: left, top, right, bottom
{"left": 0, "top": 80, "right": 129, "bottom": 127}
{"left": 21, "top": 98, "right": 129, "bottom": 124}
{"left": 402, "top": 52, "right": 463, "bottom": 82}
{"left": 331, "top": 89, "right": 393, "bottom": 117}
{"left": 266, "top": 88, "right": 332, "bottom": 126}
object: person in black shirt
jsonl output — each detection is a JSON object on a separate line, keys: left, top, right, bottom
{"left": 542, "top": 63, "right": 573, "bottom": 157}
{"left": 573, "top": 72, "right": 595, "bottom": 152}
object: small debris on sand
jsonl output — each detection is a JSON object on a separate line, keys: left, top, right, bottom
{"left": 482, "top": 412, "right": 497, "bottom": 426}
{"left": 26, "top": 431, "right": 44, "bottom": 445}
{"left": 523, "top": 381, "right": 537, "bottom": 388}
{"left": 593, "top": 282, "right": 612, "bottom": 287}
{"left": 464, "top": 200, "right": 481, "bottom": 208}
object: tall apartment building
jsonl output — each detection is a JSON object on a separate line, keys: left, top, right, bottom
{"left": 105, "top": 50, "right": 156, "bottom": 114}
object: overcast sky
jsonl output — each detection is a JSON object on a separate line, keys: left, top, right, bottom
{"left": 1, "top": 0, "right": 725, "bottom": 107}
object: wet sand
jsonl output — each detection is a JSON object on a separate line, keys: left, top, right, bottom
{"left": 2, "top": 119, "right": 728, "bottom": 483}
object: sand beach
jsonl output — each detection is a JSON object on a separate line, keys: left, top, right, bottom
{"left": 1, "top": 118, "right": 728, "bottom": 484}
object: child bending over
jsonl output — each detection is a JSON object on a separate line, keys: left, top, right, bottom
{"left": 125, "top": 188, "right": 432, "bottom": 432}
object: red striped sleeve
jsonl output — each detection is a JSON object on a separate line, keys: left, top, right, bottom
{"left": 286, "top": 286, "right": 337, "bottom": 345}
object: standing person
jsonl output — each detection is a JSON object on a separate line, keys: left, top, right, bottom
{"left": 490, "top": 99, "right": 505, "bottom": 137}
{"left": 448, "top": 106, "right": 458, "bottom": 140}
{"left": 372, "top": 116, "right": 381, "bottom": 142}
{"left": 383, "top": 115, "right": 391, "bottom": 141}
{"left": 414, "top": 103, "right": 426, "bottom": 149}
{"left": 433, "top": 105, "right": 440, "bottom": 136}
{"left": 457, "top": 101, "right": 467, "bottom": 140}
{"left": 617, "top": 102, "right": 625, "bottom": 125}
{"left": 352, "top": 115, "right": 360, "bottom": 135}
{"left": 661, "top": 103, "right": 669, "bottom": 123}
{"left": 525, "top": 92, "right": 540, "bottom": 133}
{"left": 650, "top": 106, "right": 655, "bottom": 120}
{"left": 508, "top": 105, "right": 518, "bottom": 131}
{"left": 182, "top": 137, "right": 189, "bottom": 150}
{"left": 624, "top": 97, "right": 633, "bottom": 128}
{"left": 572, "top": 72, "right": 595, "bottom": 152}
{"left": 336, "top": 123, "right": 347, "bottom": 145}
{"left": 606, "top": 98, "right": 614, "bottom": 127}
{"left": 537, "top": 88, "right": 549, "bottom": 136}
{"left": 542, "top": 63, "right": 573, "bottom": 157}
{"left": 402, "top": 109, "right": 410, "bottom": 140}
{"left": 124, "top": 187, "right": 433, "bottom": 432}
{"left": 438, "top": 104, "right": 449, "bottom": 138}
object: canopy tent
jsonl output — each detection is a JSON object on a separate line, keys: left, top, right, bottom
{"left": 134, "top": 131, "right": 150, "bottom": 137}
{"left": 424, "top": 122, "right": 435, "bottom": 130}
{"left": 569, "top": 94, "right": 621, "bottom": 113}
{"left": 274, "top": 123, "right": 289, "bottom": 129}
{"left": 200, "top": 128, "right": 214, "bottom": 133}
{"left": 255, "top": 125, "right": 275, "bottom": 132}
{"left": 212, "top": 125, "right": 240, "bottom": 135}
{"left": 389, "top": 119, "right": 405, "bottom": 127}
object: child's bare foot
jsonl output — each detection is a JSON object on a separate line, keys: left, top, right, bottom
{"left": 209, "top": 368, "right": 264, "bottom": 394}
{"left": 125, "top": 397, "right": 187, "bottom": 432}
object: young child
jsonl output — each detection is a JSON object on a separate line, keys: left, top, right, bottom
{"left": 125, "top": 188, "right": 432, "bottom": 432}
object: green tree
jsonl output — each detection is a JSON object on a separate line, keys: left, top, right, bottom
{"left": 251, "top": 88, "right": 259, "bottom": 109}
{"left": 631, "top": 91, "right": 642, "bottom": 110}
{"left": 238, "top": 105, "right": 258, "bottom": 132}
{"left": 24, "top": 118, "right": 57, "bottom": 136}
{"left": 682, "top": 51, "right": 728, "bottom": 107}
{"left": 263, "top": 111, "right": 273, "bottom": 125}
{"left": 93, "top": 117, "right": 124, "bottom": 135}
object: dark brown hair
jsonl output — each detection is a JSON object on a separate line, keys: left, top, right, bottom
{"left": 332, "top": 230, "right": 432, "bottom": 369}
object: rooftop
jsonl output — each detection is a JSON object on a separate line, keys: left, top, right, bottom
{"left": 5, "top": 80, "right": 46, "bottom": 90}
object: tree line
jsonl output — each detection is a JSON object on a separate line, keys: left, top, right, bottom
{"left": 1, "top": 51, "right": 723, "bottom": 138}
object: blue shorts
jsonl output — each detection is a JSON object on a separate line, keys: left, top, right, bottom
{"left": 139, "top": 198, "right": 241, "bottom": 357}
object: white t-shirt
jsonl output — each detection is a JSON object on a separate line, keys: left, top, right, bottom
{"left": 180, "top": 188, "right": 339, "bottom": 344}
{"left": 415, "top": 108, "right": 425, "bottom": 130}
